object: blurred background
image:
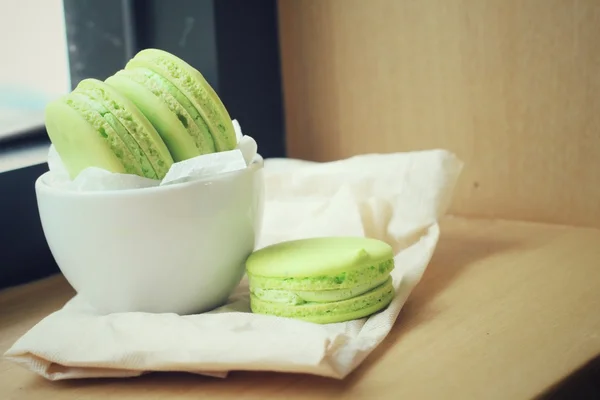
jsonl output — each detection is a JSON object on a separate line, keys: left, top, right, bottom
{"left": 1, "top": 0, "right": 600, "bottom": 287}
{"left": 0, "top": 0, "right": 68, "bottom": 142}
{"left": 277, "top": 0, "right": 600, "bottom": 230}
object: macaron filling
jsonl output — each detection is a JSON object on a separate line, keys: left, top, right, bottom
{"left": 126, "top": 51, "right": 237, "bottom": 151}
{"left": 251, "top": 274, "right": 391, "bottom": 305}
{"left": 69, "top": 92, "right": 157, "bottom": 179}
{"left": 117, "top": 68, "right": 216, "bottom": 154}
{"left": 62, "top": 95, "right": 143, "bottom": 177}
{"left": 76, "top": 80, "right": 173, "bottom": 179}
{"left": 250, "top": 277, "right": 395, "bottom": 323}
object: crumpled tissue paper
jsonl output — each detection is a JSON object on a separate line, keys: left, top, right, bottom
{"left": 5, "top": 137, "right": 463, "bottom": 380}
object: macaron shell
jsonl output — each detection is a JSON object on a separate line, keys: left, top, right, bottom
{"left": 250, "top": 276, "right": 395, "bottom": 324}
{"left": 106, "top": 69, "right": 215, "bottom": 161}
{"left": 45, "top": 96, "right": 139, "bottom": 179}
{"left": 125, "top": 48, "right": 237, "bottom": 152}
{"left": 246, "top": 236, "right": 395, "bottom": 281}
{"left": 76, "top": 79, "right": 173, "bottom": 179}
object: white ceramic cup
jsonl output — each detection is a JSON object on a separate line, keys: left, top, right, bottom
{"left": 35, "top": 156, "right": 264, "bottom": 315}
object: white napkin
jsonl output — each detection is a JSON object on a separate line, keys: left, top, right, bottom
{"left": 4, "top": 149, "right": 463, "bottom": 380}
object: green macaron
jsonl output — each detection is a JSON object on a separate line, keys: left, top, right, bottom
{"left": 106, "top": 48, "right": 237, "bottom": 161}
{"left": 246, "top": 237, "right": 396, "bottom": 324}
{"left": 45, "top": 78, "right": 174, "bottom": 180}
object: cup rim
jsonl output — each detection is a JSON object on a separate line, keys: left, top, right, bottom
{"left": 36, "top": 154, "right": 264, "bottom": 198}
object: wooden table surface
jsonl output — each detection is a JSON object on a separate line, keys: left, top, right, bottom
{"left": 1, "top": 217, "right": 599, "bottom": 399}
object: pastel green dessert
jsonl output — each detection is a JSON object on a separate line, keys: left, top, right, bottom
{"left": 45, "top": 78, "right": 174, "bottom": 180}
{"left": 45, "top": 48, "right": 238, "bottom": 179}
{"left": 106, "top": 48, "right": 237, "bottom": 161}
{"left": 246, "top": 237, "right": 396, "bottom": 324}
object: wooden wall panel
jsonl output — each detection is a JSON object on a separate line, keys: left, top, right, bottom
{"left": 277, "top": 0, "right": 600, "bottom": 228}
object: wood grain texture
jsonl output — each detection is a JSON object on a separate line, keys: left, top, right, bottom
{"left": 278, "top": 0, "right": 600, "bottom": 228}
{"left": 2, "top": 218, "right": 600, "bottom": 399}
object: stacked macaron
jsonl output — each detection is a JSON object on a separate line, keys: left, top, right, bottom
{"left": 246, "top": 237, "right": 396, "bottom": 324}
{"left": 45, "top": 49, "right": 237, "bottom": 180}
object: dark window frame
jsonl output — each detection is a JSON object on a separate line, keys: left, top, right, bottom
{"left": 0, "top": 0, "right": 286, "bottom": 289}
